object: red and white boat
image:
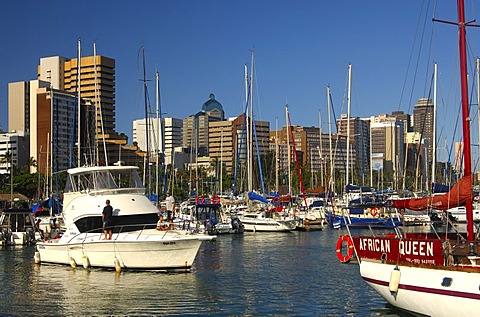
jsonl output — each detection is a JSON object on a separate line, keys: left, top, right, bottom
{"left": 337, "top": 2, "right": 480, "bottom": 316}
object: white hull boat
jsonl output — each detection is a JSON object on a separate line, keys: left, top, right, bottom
{"left": 239, "top": 212, "right": 295, "bottom": 232}
{"left": 35, "top": 165, "right": 214, "bottom": 271}
{"left": 360, "top": 259, "right": 480, "bottom": 317}
{"left": 37, "top": 230, "right": 208, "bottom": 270}
{"left": 335, "top": 2, "right": 480, "bottom": 316}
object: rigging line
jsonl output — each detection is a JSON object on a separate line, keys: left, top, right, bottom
{"left": 397, "top": 0, "right": 431, "bottom": 111}
{"left": 407, "top": 0, "right": 431, "bottom": 113}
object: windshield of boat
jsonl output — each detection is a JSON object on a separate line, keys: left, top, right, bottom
{"left": 65, "top": 169, "right": 144, "bottom": 193}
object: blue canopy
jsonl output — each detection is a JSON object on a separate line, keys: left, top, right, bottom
{"left": 248, "top": 192, "right": 268, "bottom": 204}
{"left": 432, "top": 183, "right": 451, "bottom": 193}
{"left": 345, "top": 184, "right": 374, "bottom": 193}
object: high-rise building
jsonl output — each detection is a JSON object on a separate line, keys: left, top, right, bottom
{"left": 0, "top": 131, "right": 29, "bottom": 175}
{"left": 183, "top": 94, "right": 224, "bottom": 156}
{"left": 370, "top": 115, "right": 405, "bottom": 182}
{"left": 413, "top": 98, "right": 434, "bottom": 163}
{"left": 38, "top": 55, "right": 117, "bottom": 136}
{"left": 208, "top": 120, "right": 235, "bottom": 172}
{"left": 336, "top": 115, "right": 370, "bottom": 177}
{"left": 132, "top": 117, "right": 183, "bottom": 165}
{"left": 207, "top": 114, "right": 270, "bottom": 173}
{"left": 8, "top": 81, "right": 88, "bottom": 173}
{"left": 38, "top": 55, "right": 129, "bottom": 166}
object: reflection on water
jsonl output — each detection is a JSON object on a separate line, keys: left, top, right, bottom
{"left": 0, "top": 229, "right": 414, "bottom": 316}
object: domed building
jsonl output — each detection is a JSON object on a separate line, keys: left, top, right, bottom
{"left": 201, "top": 93, "right": 225, "bottom": 120}
{"left": 183, "top": 93, "right": 225, "bottom": 156}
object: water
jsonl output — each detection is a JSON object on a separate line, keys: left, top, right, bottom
{"left": 0, "top": 229, "right": 414, "bottom": 316}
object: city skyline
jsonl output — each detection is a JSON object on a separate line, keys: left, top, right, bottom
{"left": 1, "top": 1, "right": 478, "bottom": 165}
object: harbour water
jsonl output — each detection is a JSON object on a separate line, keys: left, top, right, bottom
{"left": 0, "top": 229, "right": 413, "bottom": 316}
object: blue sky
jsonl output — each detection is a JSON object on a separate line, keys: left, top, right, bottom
{"left": 0, "top": 1, "right": 478, "bottom": 163}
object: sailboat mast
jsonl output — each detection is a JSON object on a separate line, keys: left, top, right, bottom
{"left": 319, "top": 110, "right": 324, "bottom": 188}
{"left": 248, "top": 51, "right": 254, "bottom": 192}
{"left": 155, "top": 71, "right": 160, "bottom": 199}
{"left": 275, "top": 117, "right": 279, "bottom": 193}
{"left": 457, "top": 0, "right": 474, "bottom": 240}
{"left": 220, "top": 129, "right": 223, "bottom": 195}
{"left": 346, "top": 63, "right": 352, "bottom": 186}
{"left": 77, "top": 38, "right": 81, "bottom": 168}
{"left": 142, "top": 46, "right": 151, "bottom": 197}
{"left": 286, "top": 105, "right": 292, "bottom": 195}
{"left": 431, "top": 62, "right": 438, "bottom": 187}
{"left": 327, "top": 86, "right": 334, "bottom": 192}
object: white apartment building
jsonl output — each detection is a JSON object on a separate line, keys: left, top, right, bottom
{"left": 0, "top": 132, "right": 30, "bottom": 175}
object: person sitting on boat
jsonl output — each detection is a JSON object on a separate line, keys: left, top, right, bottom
{"left": 35, "top": 218, "right": 44, "bottom": 239}
{"left": 156, "top": 214, "right": 168, "bottom": 231}
{"left": 102, "top": 199, "right": 114, "bottom": 240}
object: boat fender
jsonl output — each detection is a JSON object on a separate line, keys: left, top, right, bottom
{"left": 69, "top": 256, "right": 77, "bottom": 268}
{"left": 370, "top": 207, "right": 379, "bottom": 217}
{"left": 114, "top": 258, "right": 122, "bottom": 273}
{"left": 389, "top": 267, "right": 401, "bottom": 293}
{"left": 82, "top": 255, "right": 90, "bottom": 269}
{"left": 34, "top": 251, "right": 41, "bottom": 264}
{"left": 335, "top": 235, "right": 354, "bottom": 263}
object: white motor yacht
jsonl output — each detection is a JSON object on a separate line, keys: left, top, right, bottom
{"left": 238, "top": 211, "right": 295, "bottom": 232}
{"left": 35, "top": 165, "right": 214, "bottom": 271}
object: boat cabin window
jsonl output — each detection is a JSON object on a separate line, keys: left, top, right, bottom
{"left": 1, "top": 210, "right": 34, "bottom": 232}
{"left": 195, "top": 205, "right": 220, "bottom": 221}
{"left": 65, "top": 169, "right": 145, "bottom": 193}
{"left": 74, "top": 213, "right": 158, "bottom": 233}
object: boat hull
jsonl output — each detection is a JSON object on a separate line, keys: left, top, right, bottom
{"left": 360, "top": 259, "right": 480, "bottom": 317}
{"left": 36, "top": 231, "right": 213, "bottom": 270}
{"left": 326, "top": 211, "right": 402, "bottom": 228}
{"left": 240, "top": 219, "right": 295, "bottom": 232}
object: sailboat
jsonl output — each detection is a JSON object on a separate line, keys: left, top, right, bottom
{"left": 326, "top": 65, "right": 401, "bottom": 228}
{"left": 234, "top": 52, "right": 295, "bottom": 232}
{"left": 339, "top": 2, "right": 480, "bottom": 316}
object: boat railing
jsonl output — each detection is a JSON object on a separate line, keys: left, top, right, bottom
{"left": 64, "top": 220, "right": 195, "bottom": 244}
{"left": 81, "top": 188, "right": 145, "bottom": 196}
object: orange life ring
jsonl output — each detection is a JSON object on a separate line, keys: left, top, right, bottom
{"left": 211, "top": 195, "right": 220, "bottom": 204}
{"left": 336, "top": 235, "right": 354, "bottom": 263}
{"left": 195, "top": 196, "right": 205, "bottom": 205}
{"left": 370, "top": 207, "right": 379, "bottom": 217}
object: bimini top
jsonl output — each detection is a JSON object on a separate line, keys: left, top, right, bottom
{"left": 67, "top": 165, "right": 139, "bottom": 176}
{"left": 65, "top": 165, "right": 144, "bottom": 193}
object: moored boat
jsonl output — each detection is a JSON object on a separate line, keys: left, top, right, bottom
{"left": 0, "top": 208, "right": 38, "bottom": 246}
{"left": 339, "top": 2, "right": 480, "bottom": 315}
{"left": 35, "top": 165, "right": 214, "bottom": 271}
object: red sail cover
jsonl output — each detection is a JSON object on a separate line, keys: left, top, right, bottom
{"left": 391, "top": 175, "right": 472, "bottom": 211}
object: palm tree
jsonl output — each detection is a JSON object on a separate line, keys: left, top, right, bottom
{"left": 24, "top": 156, "right": 37, "bottom": 173}
{"left": 0, "top": 150, "right": 12, "bottom": 168}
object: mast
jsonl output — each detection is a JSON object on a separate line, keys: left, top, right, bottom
{"left": 346, "top": 63, "right": 352, "bottom": 186}
{"left": 286, "top": 104, "right": 292, "bottom": 195}
{"left": 457, "top": 0, "right": 474, "bottom": 240}
{"left": 220, "top": 129, "right": 223, "bottom": 195}
{"left": 275, "top": 117, "right": 279, "bottom": 193}
{"left": 319, "top": 110, "right": 324, "bottom": 188}
{"left": 431, "top": 62, "right": 438, "bottom": 187}
{"left": 477, "top": 57, "right": 480, "bottom": 181}
{"left": 77, "top": 38, "right": 81, "bottom": 168}
{"left": 248, "top": 51, "right": 254, "bottom": 192}
{"left": 155, "top": 71, "right": 160, "bottom": 199}
{"left": 327, "top": 86, "right": 334, "bottom": 193}
{"left": 142, "top": 46, "right": 151, "bottom": 197}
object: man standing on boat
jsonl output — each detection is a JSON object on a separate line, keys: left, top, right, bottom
{"left": 164, "top": 192, "right": 175, "bottom": 221}
{"left": 102, "top": 199, "right": 113, "bottom": 240}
